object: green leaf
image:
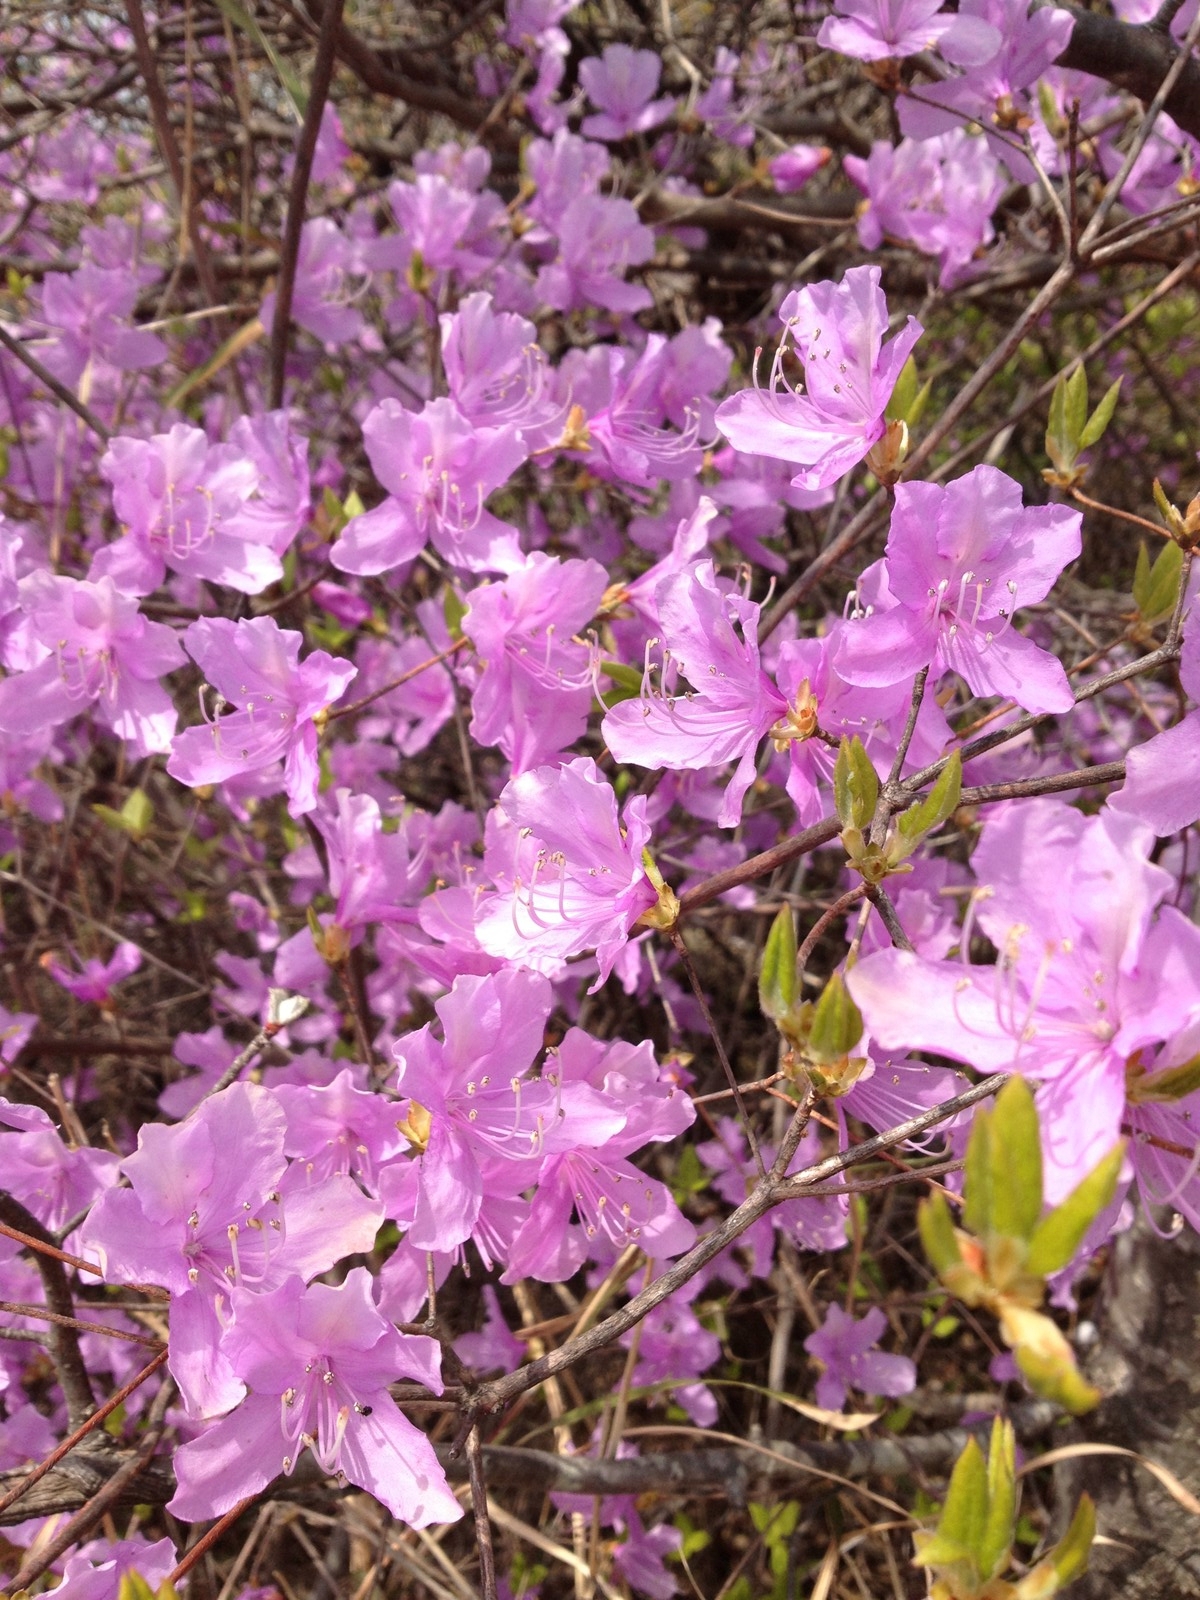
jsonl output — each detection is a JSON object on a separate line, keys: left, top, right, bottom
{"left": 979, "top": 1418, "right": 1018, "bottom": 1581}
{"left": 759, "top": 905, "right": 799, "bottom": 1022}
{"left": 833, "top": 735, "right": 879, "bottom": 832}
{"left": 986, "top": 1077, "right": 1044, "bottom": 1242}
{"left": 1078, "top": 377, "right": 1122, "bottom": 450}
{"left": 1132, "top": 538, "right": 1183, "bottom": 625}
{"left": 885, "top": 354, "right": 918, "bottom": 423}
{"left": 1128, "top": 1051, "right": 1200, "bottom": 1103}
{"left": 93, "top": 787, "right": 153, "bottom": 842}
{"left": 1064, "top": 365, "right": 1088, "bottom": 451}
{"left": 443, "top": 585, "right": 467, "bottom": 640}
{"left": 1025, "top": 1140, "right": 1124, "bottom": 1276}
{"left": 1049, "top": 1493, "right": 1096, "bottom": 1585}
{"left": 807, "top": 970, "right": 864, "bottom": 1061}
{"left": 118, "top": 1574, "right": 157, "bottom": 1600}
{"left": 962, "top": 1098, "right": 996, "bottom": 1239}
{"left": 1045, "top": 371, "right": 1076, "bottom": 473}
{"left": 670, "top": 1143, "right": 711, "bottom": 1206}
{"left": 895, "top": 752, "right": 962, "bottom": 851}
{"left": 938, "top": 1434, "right": 990, "bottom": 1564}
{"left": 918, "top": 1192, "right": 963, "bottom": 1279}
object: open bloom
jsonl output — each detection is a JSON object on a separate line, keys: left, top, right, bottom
{"left": 0, "top": 572, "right": 183, "bottom": 757}
{"left": 170, "top": 1270, "right": 462, "bottom": 1526}
{"left": 81, "top": 1082, "right": 382, "bottom": 1416}
{"left": 834, "top": 465, "right": 1081, "bottom": 714}
{"left": 603, "top": 560, "right": 787, "bottom": 827}
{"left": 804, "top": 1305, "right": 916, "bottom": 1411}
{"left": 331, "top": 397, "right": 526, "bottom": 575}
{"left": 1114, "top": 621, "right": 1200, "bottom": 835}
{"left": 714, "top": 266, "right": 922, "bottom": 491}
{"left": 847, "top": 800, "right": 1200, "bottom": 1199}
{"left": 474, "top": 757, "right": 660, "bottom": 986}
{"left": 167, "top": 616, "right": 356, "bottom": 816}
{"left": 579, "top": 44, "right": 676, "bottom": 140}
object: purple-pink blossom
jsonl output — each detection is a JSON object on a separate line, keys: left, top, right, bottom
{"left": 167, "top": 616, "right": 356, "bottom": 817}
{"left": 714, "top": 266, "right": 922, "bottom": 491}
{"left": 834, "top": 465, "right": 1081, "bottom": 714}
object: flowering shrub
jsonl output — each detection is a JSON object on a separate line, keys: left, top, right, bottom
{"left": 1, "top": 1, "right": 1199, "bottom": 1597}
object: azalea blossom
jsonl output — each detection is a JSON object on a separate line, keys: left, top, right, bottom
{"left": 714, "top": 266, "right": 922, "bottom": 491}
{"left": 168, "top": 616, "right": 356, "bottom": 816}
{"left": 834, "top": 465, "right": 1081, "bottom": 714}
{"left": 474, "top": 757, "right": 662, "bottom": 986}
{"left": 169, "top": 1270, "right": 461, "bottom": 1525}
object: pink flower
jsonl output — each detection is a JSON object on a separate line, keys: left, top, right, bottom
{"left": 1114, "top": 622, "right": 1200, "bottom": 835}
{"left": 804, "top": 1305, "right": 916, "bottom": 1411}
{"left": 330, "top": 397, "right": 526, "bottom": 575}
{"left": 603, "top": 560, "right": 787, "bottom": 827}
{"left": 96, "top": 422, "right": 291, "bottom": 597}
{"left": 846, "top": 131, "right": 1005, "bottom": 287}
{"left": 167, "top": 616, "right": 356, "bottom": 817}
{"left": 0, "top": 572, "right": 184, "bottom": 757}
{"left": 464, "top": 551, "right": 606, "bottom": 774}
{"left": 42, "top": 941, "right": 141, "bottom": 1007}
{"left": 474, "top": 757, "right": 660, "bottom": 986}
{"left": 847, "top": 801, "right": 1200, "bottom": 1199}
{"left": 536, "top": 194, "right": 655, "bottom": 316}
{"left": 834, "top": 465, "right": 1081, "bottom": 714}
{"left": 169, "top": 1270, "right": 461, "bottom": 1526}
{"left": 579, "top": 45, "right": 676, "bottom": 141}
{"left": 715, "top": 266, "right": 922, "bottom": 491}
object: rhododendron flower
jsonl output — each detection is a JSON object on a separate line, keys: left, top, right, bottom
{"left": 473, "top": 758, "right": 661, "bottom": 986}
{"left": 391, "top": 968, "right": 566, "bottom": 1252}
{"left": 330, "top": 397, "right": 526, "bottom": 575}
{"left": 804, "top": 1305, "right": 916, "bottom": 1410}
{"left": 1114, "top": 621, "right": 1200, "bottom": 835}
{"left": 50, "top": 1537, "right": 178, "bottom": 1600}
{"left": 715, "top": 266, "right": 922, "bottom": 490}
{"left": 440, "top": 291, "right": 561, "bottom": 443}
{"left": 464, "top": 550, "right": 606, "bottom": 774}
{"left": 96, "top": 421, "right": 293, "bottom": 596}
{"left": 848, "top": 801, "right": 1200, "bottom": 1198}
{"left": 603, "top": 559, "right": 788, "bottom": 827}
{"left": 38, "top": 263, "right": 166, "bottom": 384}
{"left": 536, "top": 194, "right": 654, "bottom": 315}
{"left": 835, "top": 465, "right": 1081, "bottom": 714}
{"left": 81, "top": 1082, "right": 382, "bottom": 1415}
{"left": 42, "top": 941, "right": 141, "bottom": 1006}
{"left": 817, "top": 0, "right": 993, "bottom": 61}
{"left": 0, "top": 1099, "right": 118, "bottom": 1233}
{"left": 579, "top": 44, "right": 676, "bottom": 141}
{"left": 167, "top": 616, "right": 356, "bottom": 816}
{"left": 845, "top": 131, "right": 1005, "bottom": 287}
{"left": 555, "top": 338, "right": 704, "bottom": 486}
{"left": 170, "top": 1270, "right": 461, "bottom": 1526}
{"left": 768, "top": 143, "right": 831, "bottom": 193}
{"left": 898, "top": 0, "right": 1075, "bottom": 180}
{"left": 260, "top": 217, "right": 364, "bottom": 347}
{"left": 0, "top": 572, "right": 184, "bottom": 756}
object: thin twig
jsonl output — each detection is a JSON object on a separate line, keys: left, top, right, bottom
{"left": 466, "top": 1426, "right": 499, "bottom": 1600}
{"left": 268, "top": 0, "right": 347, "bottom": 407}
{"left": 0, "top": 321, "right": 112, "bottom": 440}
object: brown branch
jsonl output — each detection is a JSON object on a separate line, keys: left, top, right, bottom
{"left": 268, "top": 0, "right": 346, "bottom": 409}
{"left": 305, "top": 0, "right": 515, "bottom": 148}
{"left": 461, "top": 1075, "right": 1007, "bottom": 1424}
{"left": 439, "top": 1403, "right": 1060, "bottom": 1496}
{"left": 1051, "top": 2, "right": 1200, "bottom": 144}
{"left": 0, "top": 1193, "right": 95, "bottom": 1430}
